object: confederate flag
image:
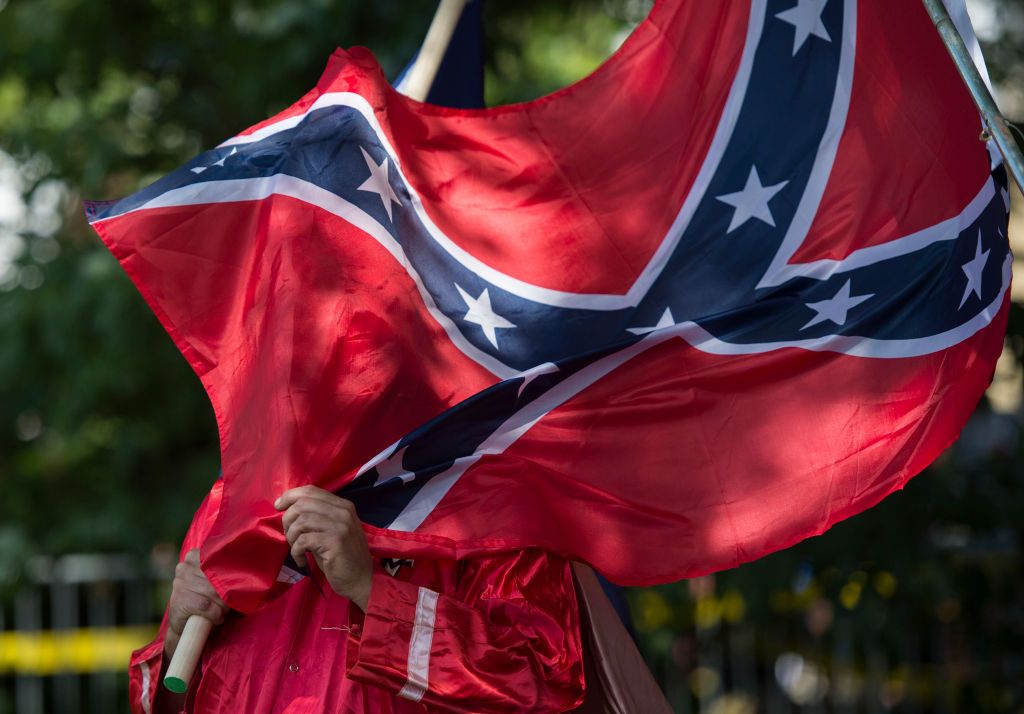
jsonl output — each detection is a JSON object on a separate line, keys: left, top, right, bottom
{"left": 86, "top": 0, "right": 1009, "bottom": 612}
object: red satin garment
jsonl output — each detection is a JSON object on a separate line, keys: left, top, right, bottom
{"left": 129, "top": 484, "right": 584, "bottom": 713}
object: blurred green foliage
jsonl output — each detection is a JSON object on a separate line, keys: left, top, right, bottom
{"left": 0, "top": 0, "right": 653, "bottom": 585}
{"left": 0, "top": 0, "right": 450, "bottom": 582}
{"left": 2, "top": 0, "right": 1024, "bottom": 709}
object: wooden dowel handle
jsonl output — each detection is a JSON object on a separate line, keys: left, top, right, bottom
{"left": 401, "top": 0, "right": 470, "bottom": 102}
{"left": 163, "top": 615, "right": 213, "bottom": 693}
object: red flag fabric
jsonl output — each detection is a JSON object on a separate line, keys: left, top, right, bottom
{"left": 87, "top": 0, "right": 1010, "bottom": 613}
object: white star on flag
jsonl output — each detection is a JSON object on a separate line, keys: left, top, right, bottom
{"left": 776, "top": 0, "right": 832, "bottom": 55}
{"left": 959, "top": 233, "right": 989, "bottom": 309}
{"left": 716, "top": 166, "right": 789, "bottom": 233}
{"left": 211, "top": 147, "right": 238, "bottom": 168}
{"left": 455, "top": 284, "right": 516, "bottom": 349}
{"left": 190, "top": 147, "right": 238, "bottom": 174}
{"left": 628, "top": 307, "right": 676, "bottom": 335}
{"left": 374, "top": 445, "right": 416, "bottom": 487}
{"left": 801, "top": 279, "right": 873, "bottom": 330}
{"left": 357, "top": 147, "right": 401, "bottom": 221}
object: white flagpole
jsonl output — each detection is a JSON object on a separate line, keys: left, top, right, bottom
{"left": 922, "top": 0, "right": 1024, "bottom": 193}
{"left": 401, "top": 0, "right": 470, "bottom": 102}
{"left": 162, "top": 0, "right": 472, "bottom": 695}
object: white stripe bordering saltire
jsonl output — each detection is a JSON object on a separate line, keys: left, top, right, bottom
{"left": 97, "top": 173, "right": 517, "bottom": 380}
{"left": 208, "top": 0, "right": 769, "bottom": 311}
{"left": 104, "top": 171, "right": 1003, "bottom": 362}
{"left": 757, "top": 0, "right": 857, "bottom": 288}
{"left": 758, "top": 176, "right": 996, "bottom": 283}
{"left": 386, "top": 252, "right": 1013, "bottom": 533}
{"left": 397, "top": 587, "right": 439, "bottom": 703}
{"left": 90, "top": 1, "right": 998, "bottom": 314}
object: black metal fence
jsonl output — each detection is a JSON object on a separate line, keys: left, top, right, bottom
{"left": 2, "top": 554, "right": 1020, "bottom": 713}
{"left": 632, "top": 575, "right": 1024, "bottom": 714}
{"left": 0, "top": 554, "right": 168, "bottom": 714}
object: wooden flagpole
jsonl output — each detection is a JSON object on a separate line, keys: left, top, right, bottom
{"left": 164, "top": 616, "right": 213, "bottom": 693}
{"left": 400, "top": 0, "right": 470, "bottom": 102}
{"left": 922, "top": 0, "right": 1024, "bottom": 193}
{"left": 162, "top": 0, "right": 471, "bottom": 694}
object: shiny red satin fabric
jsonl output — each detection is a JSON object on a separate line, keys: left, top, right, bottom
{"left": 90, "top": 0, "right": 757, "bottom": 614}
{"left": 88, "top": 0, "right": 1006, "bottom": 615}
{"left": 129, "top": 484, "right": 584, "bottom": 713}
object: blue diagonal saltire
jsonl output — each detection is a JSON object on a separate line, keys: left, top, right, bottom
{"left": 91, "top": 0, "right": 1009, "bottom": 599}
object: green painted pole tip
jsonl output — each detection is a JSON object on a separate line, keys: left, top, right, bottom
{"left": 164, "top": 675, "right": 188, "bottom": 693}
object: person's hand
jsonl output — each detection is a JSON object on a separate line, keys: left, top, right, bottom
{"left": 164, "top": 549, "right": 228, "bottom": 659}
{"left": 276, "top": 486, "right": 374, "bottom": 611}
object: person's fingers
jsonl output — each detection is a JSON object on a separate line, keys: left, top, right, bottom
{"left": 176, "top": 560, "right": 201, "bottom": 584}
{"left": 281, "top": 497, "right": 357, "bottom": 535}
{"left": 171, "top": 591, "right": 227, "bottom": 630}
{"left": 184, "top": 573, "right": 225, "bottom": 609}
{"left": 289, "top": 533, "right": 309, "bottom": 563}
{"left": 175, "top": 557, "right": 225, "bottom": 606}
{"left": 275, "top": 485, "right": 340, "bottom": 510}
{"left": 289, "top": 532, "right": 330, "bottom": 564}
{"left": 167, "top": 606, "right": 188, "bottom": 635}
{"left": 276, "top": 487, "right": 359, "bottom": 516}
{"left": 172, "top": 555, "right": 227, "bottom": 622}
{"left": 203, "top": 599, "right": 228, "bottom": 625}
{"left": 280, "top": 498, "right": 338, "bottom": 533}
{"left": 168, "top": 596, "right": 198, "bottom": 634}
{"left": 183, "top": 593, "right": 216, "bottom": 620}
{"left": 282, "top": 497, "right": 358, "bottom": 536}
{"left": 284, "top": 512, "right": 337, "bottom": 544}
{"left": 165, "top": 548, "right": 230, "bottom": 658}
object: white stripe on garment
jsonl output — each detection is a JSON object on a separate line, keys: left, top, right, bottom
{"left": 139, "top": 661, "right": 152, "bottom": 714}
{"left": 397, "top": 587, "right": 439, "bottom": 703}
